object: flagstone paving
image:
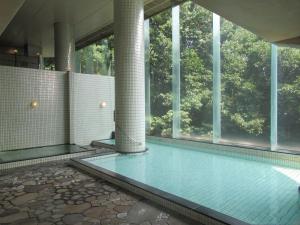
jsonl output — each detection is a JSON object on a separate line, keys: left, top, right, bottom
{"left": 0, "top": 161, "right": 199, "bottom": 225}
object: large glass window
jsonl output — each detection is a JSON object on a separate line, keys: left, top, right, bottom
{"left": 74, "top": 0, "right": 300, "bottom": 152}
{"left": 220, "top": 19, "right": 271, "bottom": 147}
{"left": 179, "top": 2, "right": 213, "bottom": 140}
{"left": 76, "top": 35, "right": 114, "bottom": 76}
{"left": 149, "top": 9, "right": 173, "bottom": 137}
{"left": 278, "top": 47, "right": 300, "bottom": 150}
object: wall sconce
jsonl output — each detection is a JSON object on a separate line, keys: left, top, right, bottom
{"left": 8, "top": 48, "right": 18, "bottom": 55}
{"left": 31, "top": 100, "right": 39, "bottom": 109}
{"left": 100, "top": 101, "right": 107, "bottom": 108}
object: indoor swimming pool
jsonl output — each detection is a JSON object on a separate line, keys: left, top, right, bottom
{"left": 0, "top": 145, "right": 89, "bottom": 163}
{"left": 76, "top": 139, "right": 300, "bottom": 225}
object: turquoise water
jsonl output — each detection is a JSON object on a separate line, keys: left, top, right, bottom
{"left": 84, "top": 141, "right": 300, "bottom": 225}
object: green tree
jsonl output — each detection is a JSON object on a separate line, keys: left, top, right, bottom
{"left": 77, "top": 35, "right": 114, "bottom": 75}
{"left": 149, "top": 1, "right": 273, "bottom": 143}
{"left": 221, "top": 19, "right": 271, "bottom": 140}
{"left": 278, "top": 47, "right": 300, "bottom": 144}
{"left": 180, "top": 2, "right": 213, "bottom": 138}
{"left": 149, "top": 9, "right": 173, "bottom": 136}
{"left": 76, "top": 0, "right": 300, "bottom": 148}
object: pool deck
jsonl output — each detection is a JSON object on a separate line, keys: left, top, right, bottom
{"left": 0, "top": 161, "right": 198, "bottom": 225}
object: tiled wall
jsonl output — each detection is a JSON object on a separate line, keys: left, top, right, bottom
{"left": 0, "top": 66, "right": 115, "bottom": 151}
{"left": 0, "top": 66, "right": 69, "bottom": 151}
{"left": 70, "top": 72, "right": 115, "bottom": 146}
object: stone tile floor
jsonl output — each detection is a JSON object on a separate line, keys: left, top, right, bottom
{"left": 0, "top": 161, "right": 199, "bottom": 225}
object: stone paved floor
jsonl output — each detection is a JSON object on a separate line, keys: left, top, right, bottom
{"left": 0, "top": 161, "right": 199, "bottom": 225}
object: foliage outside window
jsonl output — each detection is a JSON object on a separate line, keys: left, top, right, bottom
{"left": 148, "top": 1, "right": 300, "bottom": 151}
{"left": 76, "top": 35, "right": 114, "bottom": 76}
{"left": 43, "top": 57, "right": 55, "bottom": 70}
{"left": 220, "top": 18, "right": 271, "bottom": 147}
{"left": 180, "top": 2, "right": 213, "bottom": 140}
{"left": 75, "top": 0, "right": 300, "bottom": 151}
{"left": 149, "top": 9, "right": 173, "bottom": 137}
{"left": 278, "top": 47, "right": 300, "bottom": 150}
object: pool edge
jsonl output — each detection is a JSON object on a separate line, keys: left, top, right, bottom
{"left": 70, "top": 156, "right": 250, "bottom": 225}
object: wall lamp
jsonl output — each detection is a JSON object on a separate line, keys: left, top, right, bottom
{"left": 100, "top": 101, "right": 107, "bottom": 108}
{"left": 31, "top": 100, "right": 39, "bottom": 109}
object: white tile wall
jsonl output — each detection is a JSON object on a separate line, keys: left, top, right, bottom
{"left": 70, "top": 72, "right": 115, "bottom": 146}
{"left": 0, "top": 66, "right": 115, "bottom": 151}
{"left": 0, "top": 66, "right": 69, "bottom": 151}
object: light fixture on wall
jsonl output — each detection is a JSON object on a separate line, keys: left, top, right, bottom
{"left": 100, "top": 101, "right": 107, "bottom": 108}
{"left": 7, "top": 48, "right": 18, "bottom": 55}
{"left": 31, "top": 100, "right": 39, "bottom": 109}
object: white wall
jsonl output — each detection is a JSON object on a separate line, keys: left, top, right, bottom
{"left": 0, "top": 66, "right": 115, "bottom": 151}
{"left": 0, "top": 66, "right": 69, "bottom": 151}
{"left": 70, "top": 72, "right": 115, "bottom": 146}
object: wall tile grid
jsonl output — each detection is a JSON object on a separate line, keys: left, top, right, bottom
{"left": 70, "top": 72, "right": 115, "bottom": 146}
{"left": 0, "top": 66, "right": 69, "bottom": 151}
{"left": 0, "top": 66, "right": 115, "bottom": 152}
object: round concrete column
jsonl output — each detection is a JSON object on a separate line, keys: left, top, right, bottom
{"left": 54, "top": 22, "right": 75, "bottom": 71}
{"left": 114, "top": 0, "right": 146, "bottom": 153}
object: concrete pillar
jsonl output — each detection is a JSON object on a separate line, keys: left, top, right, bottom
{"left": 114, "top": 0, "right": 146, "bottom": 153}
{"left": 54, "top": 22, "right": 75, "bottom": 71}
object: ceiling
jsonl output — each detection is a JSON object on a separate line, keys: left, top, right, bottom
{"left": 195, "top": 0, "right": 300, "bottom": 45}
{"left": 0, "top": 0, "right": 115, "bottom": 57}
{"left": 0, "top": 0, "right": 25, "bottom": 36}
{"left": 0, "top": 0, "right": 174, "bottom": 57}
{"left": 0, "top": 0, "right": 299, "bottom": 57}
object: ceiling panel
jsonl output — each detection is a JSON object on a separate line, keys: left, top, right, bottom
{"left": 195, "top": 0, "right": 300, "bottom": 44}
{"left": 0, "top": 0, "right": 25, "bottom": 36}
{"left": 1, "top": 0, "right": 299, "bottom": 57}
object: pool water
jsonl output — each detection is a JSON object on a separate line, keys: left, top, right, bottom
{"left": 84, "top": 141, "right": 300, "bottom": 225}
{"left": 0, "top": 145, "right": 87, "bottom": 163}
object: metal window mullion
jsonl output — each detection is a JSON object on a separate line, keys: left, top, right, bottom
{"left": 271, "top": 44, "right": 278, "bottom": 150}
{"left": 75, "top": 51, "right": 81, "bottom": 73}
{"left": 144, "top": 19, "right": 151, "bottom": 135}
{"left": 172, "top": 5, "right": 181, "bottom": 138}
{"left": 213, "top": 13, "right": 221, "bottom": 143}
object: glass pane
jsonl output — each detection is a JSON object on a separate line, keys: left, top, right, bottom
{"left": 149, "top": 9, "right": 172, "bottom": 137}
{"left": 220, "top": 18, "right": 271, "bottom": 147}
{"left": 180, "top": 1, "right": 213, "bottom": 141}
{"left": 76, "top": 35, "right": 114, "bottom": 76}
{"left": 43, "top": 57, "right": 55, "bottom": 70}
{"left": 278, "top": 46, "right": 300, "bottom": 151}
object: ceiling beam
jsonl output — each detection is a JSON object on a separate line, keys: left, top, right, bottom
{"left": 194, "top": 0, "right": 300, "bottom": 45}
{"left": 0, "top": 0, "right": 25, "bottom": 36}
